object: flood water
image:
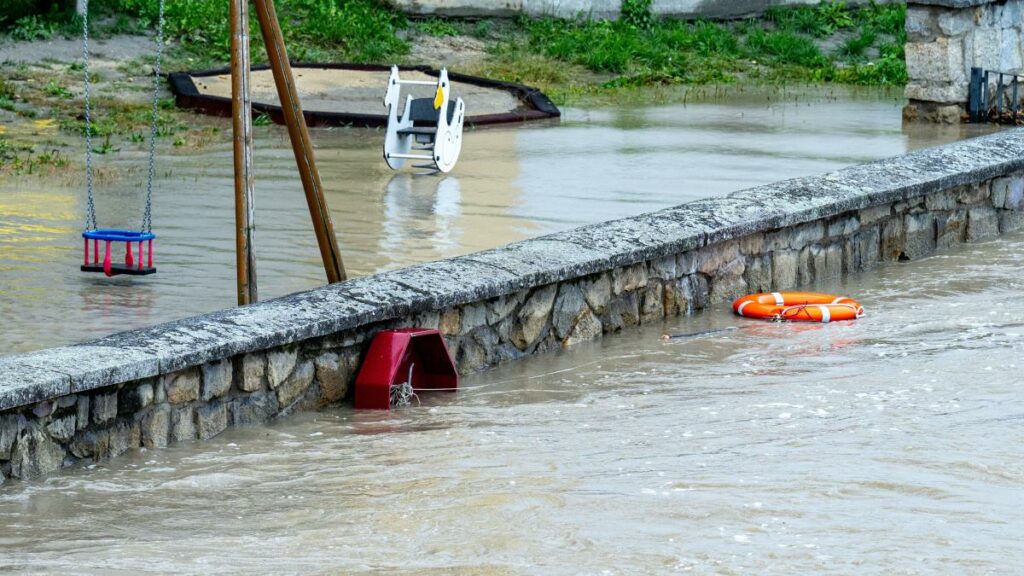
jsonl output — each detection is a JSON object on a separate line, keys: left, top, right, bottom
{"left": 1, "top": 230, "right": 1021, "bottom": 573}
{"left": 0, "top": 87, "right": 999, "bottom": 354}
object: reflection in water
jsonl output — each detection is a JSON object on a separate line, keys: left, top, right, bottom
{"left": 0, "top": 88, "right": 1006, "bottom": 353}
{"left": 0, "top": 233, "right": 1021, "bottom": 573}
{"left": 380, "top": 174, "right": 463, "bottom": 269}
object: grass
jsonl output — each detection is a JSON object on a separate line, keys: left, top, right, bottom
{"left": 0, "top": 0, "right": 907, "bottom": 112}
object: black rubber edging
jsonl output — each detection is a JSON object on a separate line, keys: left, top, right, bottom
{"left": 167, "top": 62, "right": 561, "bottom": 128}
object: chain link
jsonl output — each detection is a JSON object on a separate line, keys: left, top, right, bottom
{"left": 141, "top": 0, "right": 166, "bottom": 233}
{"left": 82, "top": 0, "right": 96, "bottom": 231}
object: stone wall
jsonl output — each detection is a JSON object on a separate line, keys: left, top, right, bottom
{"left": 2, "top": 130, "right": 1024, "bottom": 483}
{"left": 905, "top": 0, "right": 1024, "bottom": 122}
{"left": 387, "top": 0, "right": 892, "bottom": 20}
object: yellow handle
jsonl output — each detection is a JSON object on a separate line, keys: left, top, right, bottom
{"left": 433, "top": 86, "right": 444, "bottom": 110}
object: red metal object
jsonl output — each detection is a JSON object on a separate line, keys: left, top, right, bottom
{"left": 354, "top": 328, "right": 458, "bottom": 410}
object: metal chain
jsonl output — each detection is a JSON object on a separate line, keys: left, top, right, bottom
{"left": 141, "top": 0, "right": 166, "bottom": 233}
{"left": 81, "top": 0, "right": 96, "bottom": 231}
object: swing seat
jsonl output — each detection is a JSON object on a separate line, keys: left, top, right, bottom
{"left": 382, "top": 66, "right": 465, "bottom": 173}
{"left": 81, "top": 229, "right": 156, "bottom": 277}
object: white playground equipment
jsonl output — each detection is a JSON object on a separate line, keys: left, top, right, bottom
{"left": 383, "top": 66, "right": 466, "bottom": 173}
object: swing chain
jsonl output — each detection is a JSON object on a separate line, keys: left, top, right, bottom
{"left": 81, "top": 0, "right": 96, "bottom": 231}
{"left": 81, "top": 0, "right": 164, "bottom": 233}
{"left": 142, "top": 0, "right": 166, "bottom": 233}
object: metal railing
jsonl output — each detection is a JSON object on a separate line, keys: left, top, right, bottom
{"left": 969, "top": 67, "right": 1024, "bottom": 124}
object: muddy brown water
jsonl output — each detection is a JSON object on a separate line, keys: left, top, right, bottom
{"left": 0, "top": 87, "right": 999, "bottom": 356}
{"left": 0, "top": 230, "right": 1021, "bottom": 573}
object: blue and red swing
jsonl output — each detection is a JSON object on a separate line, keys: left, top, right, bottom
{"left": 79, "top": 0, "right": 164, "bottom": 277}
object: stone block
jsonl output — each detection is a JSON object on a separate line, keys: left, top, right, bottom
{"left": 439, "top": 308, "right": 461, "bottom": 335}
{"left": 709, "top": 259, "right": 746, "bottom": 303}
{"left": 579, "top": 273, "right": 612, "bottom": 314}
{"left": 196, "top": 403, "right": 228, "bottom": 440}
{"left": 0, "top": 414, "right": 23, "bottom": 459}
{"left": 511, "top": 285, "right": 557, "bottom": 350}
{"left": 957, "top": 183, "right": 989, "bottom": 205}
{"left": 314, "top": 349, "right": 359, "bottom": 405}
{"left": 165, "top": 368, "right": 200, "bottom": 404}
{"left": 639, "top": 282, "right": 665, "bottom": 323}
{"left": 937, "top": 10, "right": 971, "bottom": 36}
{"left": 266, "top": 348, "right": 298, "bottom": 388}
{"left": 76, "top": 395, "right": 90, "bottom": 431}
{"left": 859, "top": 204, "right": 892, "bottom": 226}
{"left": 69, "top": 429, "right": 109, "bottom": 460}
{"left": 992, "top": 175, "right": 1024, "bottom": 210}
{"left": 1000, "top": 210, "right": 1024, "bottom": 233}
{"left": 231, "top": 391, "right": 280, "bottom": 426}
{"left": 458, "top": 338, "right": 488, "bottom": 372}
{"left": 926, "top": 189, "right": 957, "bottom": 211}
{"left": 906, "top": 36, "right": 966, "bottom": 86}
{"left": 881, "top": 217, "right": 906, "bottom": 261}
{"left": 648, "top": 255, "right": 677, "bottom": 280}
{"left": 603, "top": 291, "right": 640, "bottom": 332}
{"left": 459, "top": 304, "right": 488, "bottom": 334}
{"left": 11, "top": 424, "right": 65, "bottom": 480}
{"left": 905, "top": 82, "right": 969, "bottom": 104}
{"left": 410, "top": 311, "right": 441, "bottom": 330}
{"left": 91, "top": 391, "right": 118, "bottom": 425}
{"left": 239, "top": 353, "right": 266, "bottom": 392}
{"left": 664, "top": 277, "right": 692, "bottom": 317}
{"left": 771, "top": 250, "right": 799, "bottom": 290}
{"left": 32, "top": 401, "right": 55, "bottom": 419}
{"left": 486, "top": 292, "right": 522, "bottom": 325}
{"left": 612, "top": 263, "right": 648, "bottom": 294}
{"left": 903, "top": 212, "right": 937, "bottom": 260}
{"left": 201, "top": 359, "right": 233, "bottom": 401}
{"left": 119, "top": 381, "right": 154, "bottom": 414}
{"left": 694, "top": 240, "right": 740, "bottom": 275}
{"left": 973, "top": 28, "right": 1001, "bottom": 73}
{"left": 552, "top": 284, "right": 588, "bottom": 339}
{"left": 737, "top": 233, "right": 764, "bottom": 256}
{"left": 170, "top": 406, "right": 196, "bottom": 443}
{"left": 967, "top": 206, "right": 999, "bottom": 241}
{"left": 107, "top": 421, "right": 140, "bottom": 459}
{"left": 276, "top": 360, "right": 314, "bottom": 408}
{"left": 936, "top": 209, "right": 967, "bottom": 249}
{"left": 1000, "top": 29, "right": 1022, "bottom": 73}
{"left": 141, "top": 404, "right": 170, "bottom": 449}
{"left": 46, "top": 415, "right": 76, "bottom": 443}
{"left": 563, "top": 307, "right": 602, "bottom": 347}
{"left": 743, "top": 254, "right": 772, "bottom": 294}
{"left": 822, "top": 244, "right": 843, "bottom": 280}
{"left": 906, "top": 6, "right": 937, "bottom": 42}
{"left": 827, "top": 216, "right": 859, "bottom": 238}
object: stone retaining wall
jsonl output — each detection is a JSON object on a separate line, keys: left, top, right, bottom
{"left": 905, "top": 0, "right": 1024, "bottom": 122}
{"left": 2, "top": 130, "right": 1024, "bottom": 483}
{"left": 387, "top": 0, "right": 892, "bottom": 20}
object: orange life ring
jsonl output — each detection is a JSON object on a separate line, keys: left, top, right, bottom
{"left": 732, "top": 292, "right": 865, "bottom": 323}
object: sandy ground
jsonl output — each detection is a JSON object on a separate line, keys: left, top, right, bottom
{"left": 191, "top": 67, "right": 520, "bottom": 116}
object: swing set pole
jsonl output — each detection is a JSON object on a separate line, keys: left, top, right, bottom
{"left": 253, "top": 0, "right": 348, "bottom": 284}
{"left": 230, "top": 0, "right": 258, "bottom": 304}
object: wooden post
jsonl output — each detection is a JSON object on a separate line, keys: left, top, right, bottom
{"left": 231, "top": 0, "right": 258, "bottom": 304}
{"left": 252, "top": 0, "right": 348, "bottom": 283}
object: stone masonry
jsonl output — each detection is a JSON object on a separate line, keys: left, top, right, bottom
{"left": 905, "top": 0, "right": 1024, "bottom": 122}
{"left": 1, "top": 130, "right": 1024, "bottom": 484}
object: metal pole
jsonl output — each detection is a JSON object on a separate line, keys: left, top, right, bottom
{"left": 231, "top": 0, "right": 258, "bottom": 305}
{"left": 252, "top": 0, "right": 347, "bottom": 283}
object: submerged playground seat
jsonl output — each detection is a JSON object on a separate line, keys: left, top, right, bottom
{"left": 82, "top": 229, "right": 156, "bottom": 276}
{"left": 383, "top": 66, "right": 465, "bottom": 173}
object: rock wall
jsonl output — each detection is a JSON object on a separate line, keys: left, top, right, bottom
{"left": 2, "top": 130, "right": 1024, "bottom": 483}
{"left": 905, "top": 0, "right": 1024, "bottom": 122}
{"left": 388, "top": 0, "right": 892, "bottom": 20}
